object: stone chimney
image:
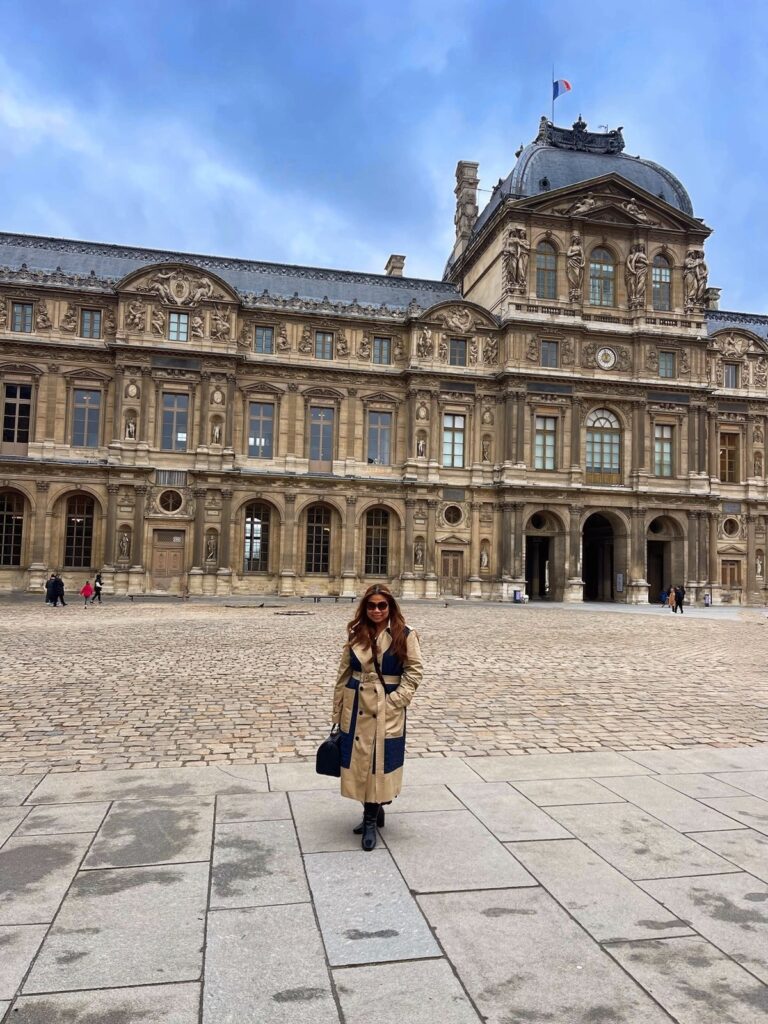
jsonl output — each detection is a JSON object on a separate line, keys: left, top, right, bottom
{"left": 385, "top": 254, "right": 406, "bottom": 277}
{"left": 705, "top": 286, "right": 721, "bottom": 311}
{"left": 453, "top": 161, "right": 479, "bottom": 261}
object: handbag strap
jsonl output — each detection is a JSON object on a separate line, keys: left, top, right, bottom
{"left": 370, "top": 635, "right": 387, "bottom": 687}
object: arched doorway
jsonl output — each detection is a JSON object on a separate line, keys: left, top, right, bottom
{"left": 582, "top": 513, "right": 615, "bottom": 601}
{"left": 525, "top": 510, "right": 566, "bottom": 600}
{"left": 646, "top": 515, "right": 684, "bottom": 603}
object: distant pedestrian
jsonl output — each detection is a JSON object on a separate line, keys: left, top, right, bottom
{"left": 674, "top": 585, "right": 686, "bottom": 614}
{"left": 91, "top": 573, "right": 103, "bottom": 605}
{"left": 659, "top": 588, "right": 668, "bottom": 608}
{"left": 666, "top": 585, "right": 674, "bottom": 611}
{"left": 79, "top": 580, "right": 94, "bottom": 607}
{"left": 44, "top": 574, "right": 56, "bottom": 605}
{"left": 52, "top": 574, "right": 66, "bottom": 607}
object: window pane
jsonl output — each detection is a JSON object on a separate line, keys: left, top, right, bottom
{"left": 654, "top": 424, "right": 673, "bottom": 477}
{"left": 72, "top": 389, "right": 101, "bottom": 447}
{"left": 161, "top": 393, "right": 189, "bottom": 451}
{"left": 719, "top": 433, "right": 739, "bottom": 482}
{"left": 0, "top": 491, "right": 23, "bottom": 566}
{"left": 169, "top": 313, "right": 189, "bottom": 342}
{"left": 652, "top": 257, "right": 671, "bottom": 311}
{"left": 589, "top": 249, "right": 614, "bottom": 307}
{"left": 305, "top": 505, "right": 331, "bottom": 573}
{"left": 65, "top": 496, "right": 94, "bottom": 568}
{"left": 723, "top": 363, "right": 739, "bottom": 389}
{"left": 659, "top": 352, "right": 676, "bottom": 378}
{"left": 81, "top": 309, "right": 102, "bottom": 338}
{"left": 2, "top": 383, "right": 33, "bottom": 443}
{"left": 364, "top": 508, "right": 389, "bottom": 575}
{"left": 254, "top": 326, "right": 274, "bottom": 354}
{"left": 315, "top": 332, "right": 333, "bottom": 359}
{"left": 442, "top": 413, "right": 465, "bottom": 468}
{"left": 243, "top": 502, "right": 270, "bottom": 571}
{"left": 367, "top": 411, "right": 392, "bottom": 465}
{"left": 248, "top": 402, "right": 274, "bottom": 458}
{"left": 449, "top": 338, "right": 467, "bottom": 366}
{"left": 309, "top": 407, "right": 334, "bottom": 461}
{"left": 540, "top": 340, "right": 558, "bottom": 368}
{"left": 535, "top": 243, "right": 557, "bottom": 299}
{"left": 373, "top": 337, "right": 391, "bottom": 365}
{"left": 534, "top": 416, "right": 557, "bottom": 470}
{"left": 12, "top": 303, "right": 33, "bottom": 332}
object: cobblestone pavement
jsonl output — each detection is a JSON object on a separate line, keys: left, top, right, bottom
{"left": 1, "top": 748, "right": 768, "bottom": 1022}
{"left": 1, "top": 597, "right": 767, "bottom": 775}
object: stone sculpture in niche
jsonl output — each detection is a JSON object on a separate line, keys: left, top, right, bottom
{"left": 757, "top": 552, "right": 764, "bottom": 577}
{"left": 683, "top": 249, "right": 708, "bottom": 309}
{"left": 125, "top": 300, "right": 146, "bottom": 332}
{"left": 625, "top": 242, "right": 648, "bottom": 308}
{"left": 336, "top": 329, "right": 349, "bottom": 357}
{"left": 60, "top": 304, "right": 78, "bottom": 333}
{"left": 124, "top": 416, "right": 137, "bottom": 440}
{"left": 755, "top": 451, "right": 763, "bottom": 477}
{"left": 417, "top": 327, "right": 433, "bottom": 358}
{"left": 468, "top": 338, "right": 479, "bottom": 365}
{"left": 483, "top": 337, "right": 498, "bottom": 365}
{"left": 414, "top": 541, "right": 424, "bottom": 568}
{"left": 299, "top": 326, "right": 313, "bottom": 353}
{"left": 104, "top": 308, "right": 117, "bottom": 335}
{"left": 393, "top": 337, "right": 405, "bottom": 361}
{"left": 754, "top": 425, "right": 764, "bottom": 445}
{"left": 206, "top": 534, "right": 218, "bottom": 561}
{"left": 505, "top": 227, "right": 529, "bottom": 294}
{"left": 151, "top": 308, "right": 165, "bottom": 336}
{"left": 0, "top": 297, "right": 6, "bottom": 329}
{"left": 118, "top": 530, "right": 131, "bottom": 560}
{"left": 438, "top": 335, "right": 448, "bottom": 362}
{"left": 416, "top": 437, "right": 427, "bottom": 458}
{"left": 480, "top": 545, "right": 490, "bottom": 570}
{"left": 211, "top": 421, "right": 222, "bottom": 445}
{"left": 358, "top": 332, "right": 371, "bottom": 359}
{"left": 191, "top": 315, "right": 204, "bottom": 339}
{"left": 35, "top": 300, "right": 52, "bottom": 330}
{"left": 526, "top": 338, "right": 539, "bottom": 362}
{"left": 566, "top": 234, "right": 585, "bottom": 302}
{"left": 277, "top": 324, "right": 290, "bottom": 352}
{"left": 481, "top": 439, "right": 491, "bottom": 463}
{"left": 210, "top": 306, "right": 230, "bottom": 341}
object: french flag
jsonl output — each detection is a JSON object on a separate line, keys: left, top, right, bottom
{"left": 553, "top": 79, "right": 572, "bottom": 100}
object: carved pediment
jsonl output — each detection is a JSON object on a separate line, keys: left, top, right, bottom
{"left": 118, "top": 264, "right": 238, "bottom": 306}
{"left": 710, "top": 331, "right": 768, "bottom": 358}
{"left": 439, "top": 533, "right": 468, "bottom": 545}
{"left": 0, "top": 361, "right": 43, "bottom": 376}
{"left": 302, "top": 386, "right": 345, "bottom": 401}
{"left": 62, "top": 368, "right": 111, "bottom": 382}
{"left": 240, "top": 381, "right": 285, "bottom": 396}
{"left": 362, "top": 391, "right": 400, "bottom": 405}
{"left": 420, "top": 300, "right": 497, "bottom": 331}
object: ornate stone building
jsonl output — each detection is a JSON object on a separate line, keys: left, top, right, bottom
{"left": 1, "top": 116, "right": 767, "bottom": 603}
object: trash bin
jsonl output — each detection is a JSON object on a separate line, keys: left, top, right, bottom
{"left": 513, "top": 589, "right": 522, "bottom": 603}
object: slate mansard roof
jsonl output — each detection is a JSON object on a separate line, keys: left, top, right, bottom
{"left": 470, "top": 117, "right": 693, "bottom": 241}
{"left": 0, "top": 232, "right": 460, "bottom": 319}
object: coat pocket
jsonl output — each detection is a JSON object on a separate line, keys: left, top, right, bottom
{"left": 340, "top": 686, "right": 356, "bottom": 733}
{"left": 384, "top": 699, "right": 405, "bottom": 738}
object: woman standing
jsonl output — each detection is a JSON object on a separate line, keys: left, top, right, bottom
{"left": 332, "top": 584, "right": 423, "bottom": 851}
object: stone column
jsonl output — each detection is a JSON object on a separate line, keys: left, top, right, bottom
{"left": 627, "top": 507, "right": 647, "bottom": 602}
{"left": 687, "top": 511, "right": 699, "bottom": 588}
{"left": 504, "top": 392, "right": 516, "bottom": 464}
{"left": 45, "top": 363, "right": 59, "bottom": 442}
{"left": 401, "top": 497, "right": 416, "bottom": 597}
{"left": 104, "top": 484, "right": 119, "bottom": 565}
{"left": 746, "top": 419, "right": 755, "bottom": 479}
{"left": 405, "top": 390, "right": 417, "bottom": 461}
{"left": 278, "top": 492, "right": 297, "bottom": 595}
{"left": 188, "top": 487, "right": 207, "bottom": 595}
{"left": 687, "top": 407, "right": 698, "bottom": 475}
{"left": 216, "top": 488, "right": 234, "bottom": 595}
{"left": 564, "top": 504, "right": 584, "bottom": 602}
{"left": 698, "top": 511, "right": 708, "bottom": 583}
{"left": 139, "top": 368, "right": 151, "bottom": 444}
{"left": 708, "top": 409, "right": 719, "bottom": 478}
{"left": 501, "top": 502, "right": 514, "bottom": 583}
{"left": 746, "top": 513, "right": 757, "bottom": 603}
{"left": 198, "top": 372, "right": 210, "bottom": 447}
{"left": 697, "top": 406, "right": 707, "bottom": 473}
{"left": 429, "top": 394, "right": 441, "bottom": 465}
{"left": 468, "top": 500, "right": 482, "bottom": 598}
{"left": 515, "top": 393, "right": 526, "bottom": 464}
{"left": 152, "top": 380, "right": 162, "bottom": 448}
{"left": 346, "top": 390, "right": 358, "bottom": 460}
{"left": 130, "top": 485, "right": 148, "bottom": 595}
{"left": 286, "top": 384, "right": 299, "bottom": 456}
{"left": 28, "top": 480, "right": 50, "bottom": 589}
{"left": 224, "top": 375, "right": 236, "bottom": 449}
{"left": 708, "top": 510, "right": 719, "bottom": 595}
{"left": 425, "top": 499, "right": 438, "bottom": 597}
{"left": 570, "top": 398, "right": 583, "bottom": 468}
{"left": 112, "top": 366, "right": 124, "bottom": 442}
{"left": 341, "top": 494, "right": 358, "bottom": 597}
{"left": 512, "top": 501, "right": 525, "bottom": 580}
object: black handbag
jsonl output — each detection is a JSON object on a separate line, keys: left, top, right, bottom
{"left": 316, "top": 726, "right": 342, "bottom": 777}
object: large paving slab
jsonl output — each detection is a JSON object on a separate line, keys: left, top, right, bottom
{"left": 711, "top": 771, "right": 768, "bottom": 799}
{"left": 700, "top": 795, "right": 768, "bottom": 836}
{"left": 83, "top": 800, "right": 215, "bottom": 868}
{"left": 624, "top": 744, "right": 768, "bottom": 774}
{"left": 267, "top": 763, "right": 343, "bottom": 792}
{"left": 419, "top": 888, "right": 672, "bottom": 1023}
{"left": 23, "top": 862, "right": 208, "bottom": 992}
{"left": 289, "top": 790, "right": 362, "bottom": 854}
{"left": 385, "top": 784, "right": 462, "bottom": 813}
{"left": 450, "top": 781, "right": 571, "bottom": 841}
{"left": 0, "top": 807, "right": 30, "bottom": 846}
{"left": 594, "top": 775, "right": 744, "bottom": 832}
{"left": 508, "top": 838, "right": 694, "bottom": 943}
{"left": 467, "top": 750, "right": 653, "bottom": 782}
{"left": 304, "top": 849, "right": 439, "bottom": 966}
{"left": 215, "top": 791, "right": 291, "bottom": 823}
{"left": 607, "top": 936, "right": 768, "bottom": 1023}
{"left": 0, "top": 925, "right": 47, "bottom": 1000}
{"left": 510, "top": 776, "right": 626, "bottom": 806}
{"left": 27, "top": 765, "right": 268, "bottom": 804}
{"left": 203, "top": 903, "right": 338, "bottom": 1024}
{"left": 13, "top": 803, "right": 110, "bottom": 837}
{"left": 0, "top": 833, "right": 92, "bottom": 925}
{"left": 655, "top": 773, "right": 750, "bottom": 799}
{"left": 692, "top": 828, "right": 768, "bottom": 882}
{"left": 9, "top": 982, "right": 201, "bottom": 1023}
{"left": 382, "top": 809, "right": 535, "bottom": 892}
{"left": 546, "top": 801, "right": 740, "bottom": 879}
{"left": 0, "top": 777, "right": 42, "bottom": 806}
{"left": 402, "top": 758, "right": 484, "bottom": 786}
{"left": 210, "top": 819, "right": 308, "bottom": 908}
{"left": 640, "top": 872, "right": 768, "bottom": 983}
{"left": 333, "top": 960, "right": 481, "bottom": 1024}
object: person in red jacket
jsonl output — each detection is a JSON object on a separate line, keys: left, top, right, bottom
{"left": 79, "top": 580, "right": 94, "bottom": 607}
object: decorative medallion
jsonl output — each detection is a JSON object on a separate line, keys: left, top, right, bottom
{"left": 596, "top": 347, "right": 617, "bottom": 371}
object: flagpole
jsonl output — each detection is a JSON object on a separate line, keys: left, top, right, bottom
{"left": 551, "top": 65, "right": 554, "bottom": 123}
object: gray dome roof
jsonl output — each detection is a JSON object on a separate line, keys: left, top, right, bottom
{"left": 470, "top": 117, "right": 693, "bottom": 241}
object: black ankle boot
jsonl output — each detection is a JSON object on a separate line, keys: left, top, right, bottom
{"left": 361, "top": 802, "right": 379, "bottom": 851}
{"left": 353, "top": 804, "right": 384, "bottom": 835}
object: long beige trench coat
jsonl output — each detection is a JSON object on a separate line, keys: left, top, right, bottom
{"left": 332, "top": 626, "right": 423, "bottom": 803}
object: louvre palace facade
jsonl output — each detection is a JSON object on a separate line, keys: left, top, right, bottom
{"left": 2, "top": 116, "right": 767, "bottom": 604}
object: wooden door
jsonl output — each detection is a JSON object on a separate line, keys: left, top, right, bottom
{"left": 440, "top": 550, "right": 463, "bottom": 596}
{"left": 151, "top": 530, "right": 185, "bottom": 591}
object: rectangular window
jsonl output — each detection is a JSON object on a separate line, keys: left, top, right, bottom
{"left": 364, "top": 510, "right": 389, "bottom": 575}
{"left": 540, "top": 340, "right": 559, "bottom": 368}
{"left": 161, "top": 393, "right": 189, "bottom": 451}
{"left": 80, "top": 309, "right": 102, "bottom": 339}
{"left": 2, "top": 383, "right": 32, "bottom": 443}
{"left": 72, "top": 389, "right": 102, "bottom": 447}
{"left": 534, "top": 416, "right": 557, "bottom": 470}
{"left": 254, "top": 326, "right": 274, "bottom": 354}
{"left": 721, "top": 560, "right": 742, "bottom": 588}
{"left": 168, "top": 312, "right": 189, "bottom": 342}
{"left": 652, "top": 262, "right": 671, "bottom": 311}
{"left": 654, "top": 423, "right": 673, "bottom": 477}
{"left": 305, "top": 506, "right": 331, "bottom": 573}
{"left": 719, "top": 432, "right": 739, "bottom": 482}
{"left": 367, "top": 411, "right": 392, "bottom": 465}
{"left": 449, "top": 338, "right": 467, "bottom": 366}
{"left": 373, "top": 336, "right": 391, "bottom": 365}
{"left": 723, "top": 363, "right": 739, "bottom": 389}
{"left": 309, "top": 406, "right": 334, "bottom": 462}
{"left": 658, "top": 351, "right": 676, "bottom": 378}
{"left": 315, "top": 331, "right": 333, "bottom": 360}
{"left": 248, "top": 402, "right": 274, "bottom": 458}
{"left": 442, "top": 413, "right": 465, "bottom": 468}
{"left": 11, "top": 303, "right": 33, "bottom": 333}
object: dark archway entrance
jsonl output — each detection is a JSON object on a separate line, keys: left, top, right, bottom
{"left": 646, "top": 516, "right": 684, "bottom": 603}
{"left": 582, "top": 513, "right": 614, "bottom": 601}
{"left": 525, "top": 536, "right": 550, "bottom": 599}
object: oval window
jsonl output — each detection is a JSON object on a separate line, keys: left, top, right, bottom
{"left": 159, "top": 489, "right": 183, "bottom": 513}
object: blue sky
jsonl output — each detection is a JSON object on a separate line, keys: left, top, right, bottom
{"left": 0, "top": 1, "right": 765, "bottom": 311}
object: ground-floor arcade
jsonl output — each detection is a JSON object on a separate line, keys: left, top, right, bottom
{"left": 0, "top": 476, "right": 766, "bottom": 605}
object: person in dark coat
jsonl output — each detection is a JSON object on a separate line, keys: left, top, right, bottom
{"left": 52, "top": 574, "right": 67, "bottom": 607}
{"left": 659, "top": 588, "right": 668, "bottom": 608}
{"left": 674, "top": 585, "right": 686, "bottom": 614}
{"left": 44, "top": 574, "right": 56, "bottom": 605}
{"left": 91, "top": 573, "right": 103, "bottom": 604}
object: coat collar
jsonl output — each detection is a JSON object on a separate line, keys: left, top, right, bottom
{"left": 351, "top": 626, "right": 392, "bottom": 666}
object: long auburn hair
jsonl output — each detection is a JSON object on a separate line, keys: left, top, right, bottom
{"left": 347, "top": 584, "right": 408, "bottom": 662}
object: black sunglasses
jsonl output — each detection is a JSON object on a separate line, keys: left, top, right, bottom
{"left": 367, "top": 601, "right": 389, "bottom": 611}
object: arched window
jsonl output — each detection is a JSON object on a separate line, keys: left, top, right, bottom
{"left": 535, "top": 241, "right": 557, "bottom": 299}
{"left": 0, "top": 491, "right": 24, "bottom": 566}
{"left": 305, "top": 504, "right": 331, "bottom": 574}
{"left": 364, "top": 508, "right": 389, "bottom": 576}
{"left": 585, "top": 409, "right": 622, "bottom": 484}
{"left": 243, "top": 502, "right": 271, "bottom": 572}
{"left": 652, "top": 254, "right": 671, "bottom": 311}
{"left": 64, "top": 495, "right": 94, "bottom": 568}
{"left": 589, "top": 248, "right": 615, "bottom": 306}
